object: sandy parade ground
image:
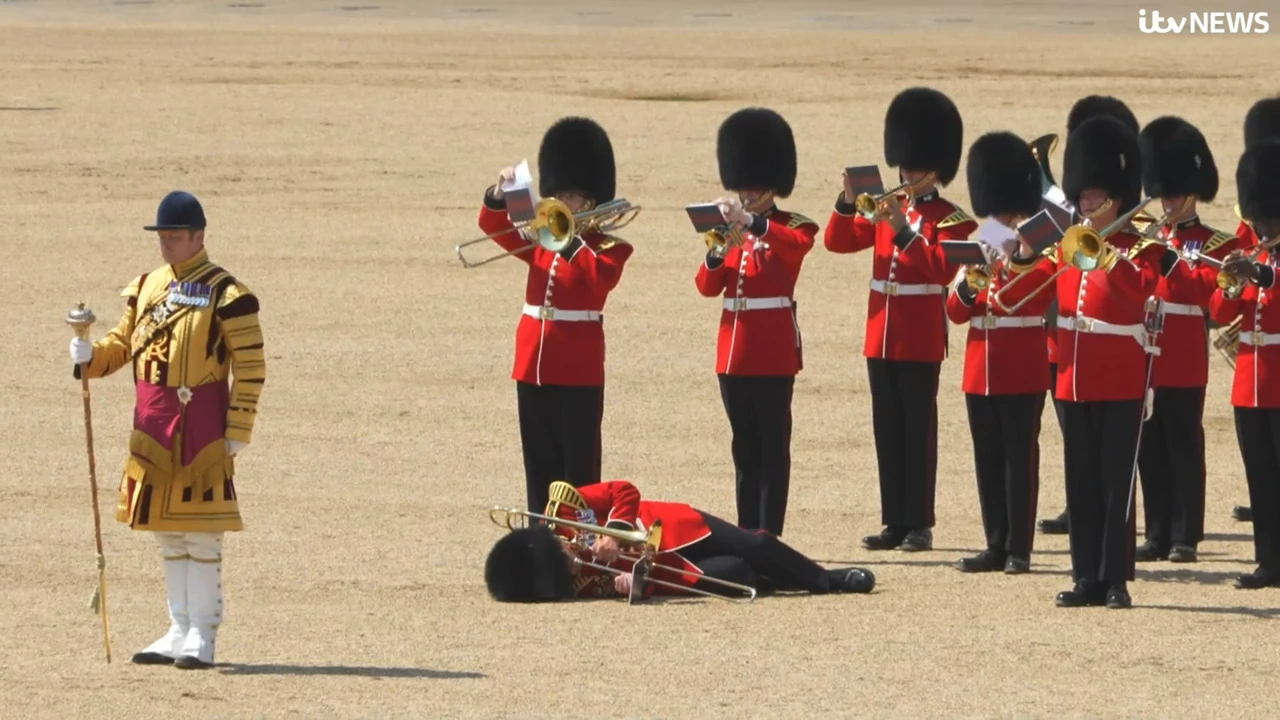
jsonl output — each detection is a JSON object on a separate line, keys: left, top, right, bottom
{"left": 3, "top": 0, "right": 1280, "bottom": 717}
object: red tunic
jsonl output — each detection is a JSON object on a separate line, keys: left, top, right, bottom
{"left": 550, "top": 480, "right": 713, "bottom": 598}
{"left": 1147, "top": 219, "right": 1239, "bottom": 388}
{"left": 478, "top": 198, "right": 633, "bottom": 387}
{"left": 824, "top": 192, "right": 979, "bottom": 362}
{"left": 1055, "top": 231, "right": 1164, "bottom": 402}
{"left": 693, "top": 208, "right": 818, "bottom": 376}
{"left": 1209, "top": 250, "right": 1280, "bottom": 408}
{"left": 945, "top": 257, "right": 1056, "bottom": 395}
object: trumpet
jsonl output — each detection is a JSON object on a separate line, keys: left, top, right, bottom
{"left": 456, "top": 196, "right": 640, "bottom": 268}
{"left": 991, "top": 197, "right": 1156, "bottom": 314}
{"left": 705, "top": 224, "right": 748, "bottom": 255}
{"left": 488, "top": 507, "right": 758, "bottom": 603}
{"left": 854, "top": 172, "right": 937, "bottom": 219}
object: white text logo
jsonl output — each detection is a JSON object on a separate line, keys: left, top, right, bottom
{"left": 1138, "top": 9, "right": 1269, "bottom": 33}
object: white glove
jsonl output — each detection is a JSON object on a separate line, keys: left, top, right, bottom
{"left": 69, "top": 338, "right": 93, "bottom": 365}
{"left": 226, "top": 440, "right": 248, "bottom": 457}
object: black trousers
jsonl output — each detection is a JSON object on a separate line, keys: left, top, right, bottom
{"left": 965, "top": 392, "right": 1045, "bottom": 558}
{"left": 1061, "top": 399, "right": 1142, "bottom": 584}
{"left": 672, "top": 511, "right": 832, "bottom": 595}
{"left": 866, "top": 358, "right": 940, "bottom": 529}
{"left": 1233, "top": 407, "right": 1280, "bottom": 573}
{"left": 1047, "top": 362, "right": 1067, "bottom": 506}
{"left": 1137, "top": 387, "right": 1207, "bottom": 549}
{"left": 717, "top": 374, "right": 794, "bottom": 536}
{"left": 516, "top": 381, "right": 603, "bottom": 514}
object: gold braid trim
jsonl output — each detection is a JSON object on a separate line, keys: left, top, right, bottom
{"left": 219, "top": 282, "right": 266, "bottom": 443}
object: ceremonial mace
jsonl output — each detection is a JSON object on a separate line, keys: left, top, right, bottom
{"left": 66, "top": 303, "right": 112, "bottom": 663}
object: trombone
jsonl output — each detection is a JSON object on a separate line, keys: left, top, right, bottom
{"left": 853, "top": 172, "right": 937, "bottom": 219}
{"left": 488, "top": 507, "right": 758, "bottom": 604}
{"left": 991, "top": 197, "right": 1157, "bottom": 314}
{"left": 456, "top": 197, "right": 640, "bottom": 269}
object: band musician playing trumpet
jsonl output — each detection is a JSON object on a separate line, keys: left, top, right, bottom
{"left": 476, "top": 117, "right": 635, "bottom": 515}
{"left": 693, "top": 107, "right": 818, "bottom": 538}
{"left": 484, "top": 480, "right": 876, "bottom": 601}
{"left": 1207, "top": 138, "right": 1280, "bottom": 589}
{"left": 946, "top": 131, "right": 1059, "bottom": 575}
{"left": 1132, "top": 116, "right": 1238, "bottom": 564}
{"left": 1226, "top": 95, "right": 1280, "bottom": 524}
{"left": 1043, "top": 115, "right": 1166, "bottom": 610}
{"left": 824, "top": 87, "right": 978, "bottom": 552}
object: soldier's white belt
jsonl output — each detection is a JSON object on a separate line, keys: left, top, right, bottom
{"left": 1239, "top": 331, "right": 1280, "bottom": 347}
{"left": 870, "top": 280, "right": 944, "bottom": 296}
{"left": 970, "top": 315, "right": 1044, "bottom": 330}
{"left": 1057, "top": 314, "right": 1159, "bottom": 355}
{"left": 523, "top": 303, "right": 601, "bottom": 322}
{"left": 723, "top": 296, "right": 793, "bottom": 312}
{"left": 1159, "top": 302, "right": 1203, "bottom": 317}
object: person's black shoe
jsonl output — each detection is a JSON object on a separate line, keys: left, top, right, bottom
{"left": 900, "top": 528, "right": 933, "bottom": 552}
{"left": 1038, "top": 511, "right": 1069, "bottom": 535}
{"left": 1056, "top": 581, "right": 1105, "bottom": 607}
{"left": 829, "top": 568, "right": 876, "bottom": 594}
{"left": 1168, "top": 544, "right": 1198, "bottom": 563}
{"left": 1004, "top": 555, "right": 1031, "bottom": 574}
{"left": 956, "top": 550, "right": 1005, "bottom": 573}
{"left": 1233, "top": 505, "right": 1253, "bottom": 522}
{"left": 1135, "top": 540, "right": 1169, "bottom": 562}
{"left": 862, "top": 527, "right": 907, "bottom": 551}
{"left": 131, "top": 652, "right": 175, "bottom": 665}
{"left": 1106, "top": 583, "right": 1132, "bottom": 609}
{"left": 1234, "top": 567, "right": 1279, "bottom": 589}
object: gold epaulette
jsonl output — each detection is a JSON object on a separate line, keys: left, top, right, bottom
{"left": 596, "top": 235, "right": 630, "bottom": 251}
{"left": 1203, "top": 230, "right": 1237, "bottom": 255}
{"left": 1006, "top": 255, "right": 1043, "bottom": 275}
{"left": 1131, "top": 214, "right": 1157, "bottom": 235}
{"left": 1130, "top": 237, "right": 1166, "bottom": 256}
{"left": 786, "top": 212, "right": 817, "bottom": 229}
{"left": 937, "top": 208, "right": 975, "bottom": 228}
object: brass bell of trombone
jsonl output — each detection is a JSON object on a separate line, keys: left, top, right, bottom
{"left": 455, "top": 197, "right": 641, "bottom": 269}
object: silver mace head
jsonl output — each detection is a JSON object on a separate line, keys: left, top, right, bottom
{"left": 66, "top": 303, "right": 96, "bottom": 338}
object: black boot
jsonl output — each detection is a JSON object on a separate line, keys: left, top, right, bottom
{"left": 828, "top": 568, "right": 875, "bottom": 594}
{"left": 900, "top": 528, "right": 933, "bottom": 552}
{"left": 1168, "top": 544, "right": 1197, "bottom": 563}
{"left": 1106, "top": 582, "right": 1132, "bottom": 609}
{"left": 1234, "top": 567, "right": 1279, "bottom": 589}
{"left": 1232, "top": 505, "right": 1253, "bottom": 523}
{"left": 862, "top": 527, "right": 907, "bottom": 551}
{"left": 956, "top": 549, "right": 1005, "bottom": 573}
{"left": 1037, "top": 511, "right": 1068, "bottom": 535}
{"left": 1056, "top": 580, "right": 1105, "bottom": 607}
{"left": 1135, "top": 540, "right": 1169, "bottom": 562}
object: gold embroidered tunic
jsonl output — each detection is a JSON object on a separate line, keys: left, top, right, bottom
{"left": 78, "top": 248, "right": 265, "bottom": 532}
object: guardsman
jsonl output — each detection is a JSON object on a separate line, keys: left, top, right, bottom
{"left": 484, "top": 480, "right": 875, "bottom": 601}
{"left": 1038, "top": 95, "right": 1142, "bottom": 536}
{"left": 1208, "top": 138, "right": 1280, "bottom": 589}
{"left": 825, "top": 86, "right": 978, "bottom": 552}
{"left": 1133, "top": 116, "right": 1237, "bottom": 564}
{"left": 694, "top": 107, "right": 818, "bottom": 537}
{"left": 478, "top": 117, "right": 634, "bottom": 515}
{"left": 947, "top": 132, "right": 1058, "bottom": 574}
{"left": 67, "top": 191, "right": 266, "bottom": 668}
{"left": 1229, "top": 95, "right": 1280, "bottom": 525}
{"left": 1040, "top": 115, "right": 1163, "bottom": 609}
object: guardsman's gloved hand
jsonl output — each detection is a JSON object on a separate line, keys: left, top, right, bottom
{"left": 226, "top": 439, "right": 247, "bottom": 457}
{"left": 69, "top": 338, "right": 92, "bottom": 365}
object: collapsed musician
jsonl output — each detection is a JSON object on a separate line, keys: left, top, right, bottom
{"left": 484, "top": 481, "right": 875, "bottom": 601}
{"left": 477, "top": 117, "right": 634, "bottom": 515}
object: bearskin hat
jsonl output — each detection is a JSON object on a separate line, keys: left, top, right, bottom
{"left": 883, "top": 87, "right": 963, "bottom": 186}
{"left": 1063, "top": 115, "right": 1143, "bottom": 211}
{"left": 538, "top": 116, "right": 616, "bottom": 204}
{"left": 484, "top": 526, "right": 574, "bottom": 603}
{"left": 716, "top": 107, "right": 797, "bottom": 197}
{"left": 965, "top": 131, "right": 1043, "bottom": 219}
{"left": 1066, "top": 95, "right": 1139, "bottom": 136}
{"left": 1245, "top": 96, "right": 1280, "bottom": 148}
{"left": 1139, "top": 116, "right": 1218, "bottom": 201}
{"left": 1237, "top": 138, "right": 1280, "bottom": 222}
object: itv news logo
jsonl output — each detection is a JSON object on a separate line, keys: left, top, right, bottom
{"left": 1138, "top": 9, "right": 1269, "bottom": 34}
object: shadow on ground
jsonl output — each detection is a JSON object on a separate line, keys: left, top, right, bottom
{"left": 217, "top": 664, "right": 486, "bottom": 679}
